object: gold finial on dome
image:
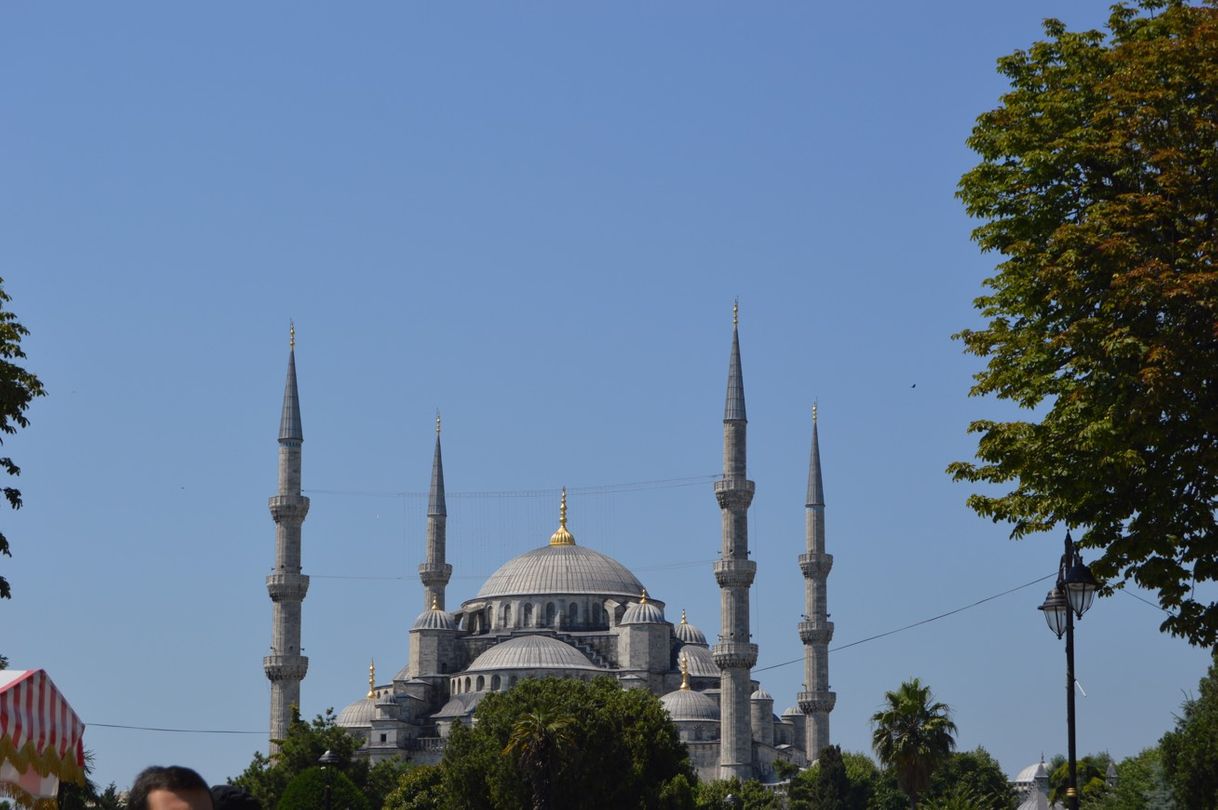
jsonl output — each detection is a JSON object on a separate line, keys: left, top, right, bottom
{"left": 549, "top": 487, "right": 575, "bottom": 546}
{"left": 431, "top": 595, "right": 439, "bottom": 610}
{"left": 680, "top": 608, "right": 687, "bottom": 624}
{"left": 367, "top": 658, "right": 376, "bottom": 699}
{"left": 640, "top": 589, "right": 649, "bottom": 605}
{"left": 679, "top": 652, "right": 690, "bottom": 690}
{"left": 289, "top": 320, "right": 296, "bottom": 350}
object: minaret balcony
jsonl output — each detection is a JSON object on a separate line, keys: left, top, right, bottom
{"left": 798, "top": 552, "right": 833, "bottom": 578}
{"left": 713, "top": 478, "right": 755, "bottom": 509}
{"left": 713, "top": 558, "right": 757, "bottom": 588}
{"left": 263, "top": 654, "right": 309, "bottom": 682}
{"left": 711, "top": 641, "right": 758, "bottom": 669}
{"left": 418, "top": 562, "right": 453, "bottom": 587}
{"left": 797, "top": 690, "right": 837, "bottom": 714}
{"left": 266, "top": 573, "right": 310, "bottom": 602}
{"left": 798, "top": 620, "right": 834, "bottom": 645}
{"left": 268, "top": 495, "right": 310, "bottom": 524}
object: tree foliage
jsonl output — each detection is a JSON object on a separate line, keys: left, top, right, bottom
{"left": 230, "top": 707, "right": 408, "bottom": 810}
{"left": 871, "top": 679, "right": 957, "bottom": 809}
{"left": 383, "top": 764, "right": 446, "bottom": 810}
{"left": 440, "top": 676, "right": 696, "bottom": 810}
{"left": 952, "top": 0, "right": 1218, "bottom": 645}
{"left": 0, "top": 279, "right": 46, "bottom": 602}
{"left": 1085, "top": 746, "right": 1174, "bottom": 809}
{"left": 1160, "top": 649, "right": 1218, "bottom": 808}
{"left": 278, "top": 766, "right": 368, "bottom": 810}
{"left": 1048, "top": 753, "right": 1113, "bottom": 806}
{"left": 925, "top": 748, "right": 1015, "bottom": 810}
{"left": 692, "top": 777, "right": 779, "bottom": 809}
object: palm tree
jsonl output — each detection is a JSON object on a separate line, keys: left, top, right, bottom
{"left": 871, "top": 678, "right": 958, "bottom": 810}
{"left": 501, "top": 709, "right": 577, "bottom": 810}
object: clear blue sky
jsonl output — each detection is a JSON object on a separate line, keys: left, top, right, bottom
{"left": 3, "top": 1, "right": 1212, "bottom": 792}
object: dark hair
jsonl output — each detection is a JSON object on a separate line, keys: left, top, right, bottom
{"left": 211, "top": 784, "right": 262, "bottom": 810}
{"left": 128, "top": 766, "right": 214, "bottom": 810}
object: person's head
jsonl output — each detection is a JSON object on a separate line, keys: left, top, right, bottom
{"left": 210, "top": 784, "right": 262, "bottom": 810}
{"left": 128, "top": 766, "right": 214, "bottom": 810}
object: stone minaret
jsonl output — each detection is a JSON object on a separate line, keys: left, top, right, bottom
{"left": 712, "top": 303, "right": 758, "bottom": 780}
{"left": 264, "top": 324, "right": 311, "bottom": 752}
{"left": 798, "top": 405, "right": 836, "bottom": 760}
{"left": 419, "top": 413, "right": 452, "bottom": 611}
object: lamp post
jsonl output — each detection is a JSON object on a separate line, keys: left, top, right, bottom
{"left": 319, "top": 749, "right": 339, "bottom": 810}
{"left": 1038, "top": 531, "right": 1098, "bottom": 810}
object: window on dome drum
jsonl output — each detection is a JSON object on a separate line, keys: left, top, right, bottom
{"left": 492, "top": 674, "right": 501, "bottom": 691}
{"left": 569, "top": 602, "right": 578, "bottom": 626}
{"left": 476, "top": 675, "right": 484, "bottom": 691}
{"left": 545, "top": 602, "right": 556, "bottom": 627}
{"left": 501, "top": 603, "right": 512, "bottom": 627}
{"left": 464, "top": 677, "right": 471, "bottom": 692}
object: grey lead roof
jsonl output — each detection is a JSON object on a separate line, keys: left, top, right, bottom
{"left": 428, "top": 433, "right": 446, "bottom": 517}
{"left": 806, "top": 417, "right": 824, "bottom": 507}
{"left": 660, "top": 688, "right": 720, "bottom": 722}
{"left": 279, "top": 348, "right": 303, "bottom": 443}
{"left": 472, "top": 543, "right": 648, "bottom": 600}
{"left": 724, "top": 322, "right": 747, "bottom": 422}
{"left": 465, "top": 635, "right": 600, "bottom": 673}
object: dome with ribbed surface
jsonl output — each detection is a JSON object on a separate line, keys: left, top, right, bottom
{"left": 660, "top": 688, "right": 720, "bottom": 722}
{"left": 781, "top": 705, "right": 802, "bottom": 717}
{"left": 473, "top": 544, "right": 647, "bottom": 600}
{"left": 336, "top": 697, "right": 375, "bottom": 728}
{"left": 680, "top": 644, "right": 719, "bottom": 678}
{"left": 750, "top": 688, "right": 773, "bottom": 702}
{"left": 411, "top": 606, "right": 457, "bottom": 632}
{"left": 465, "top": 635, "right": 601, "bottom": 673}
{"left": 621, "top": 599, "right": 665, "bottom": 625}
{"left": 674, "top": 610, "right": 708, "bottom": 646}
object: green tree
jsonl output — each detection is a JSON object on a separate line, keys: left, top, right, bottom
{"left": 871, "top": 679, "right": 957, "bottom": 809}
{"left": 441, "top": 676, "right": 696, "bottom": 810}
{"left": 951, "top": 0, "right": 1218, "bottom": 646}
{"left": 1085, "top": 746, "right": 1174, "bottom": 809}
{"left": 501, "top": 710, "right": 578, "bottom": 810}
{"left": 925, "top": 748, "right": 1015, "bottom": 809}
{"left": 1046, "top": 753, "right": 1113, "bottom": 807}
{"left": 788, "top": 745, "right": 867, "bottom": 810}
{"left": 383, "top": 764, "right": 446, "bottom": 810}
{"left": 230, "top": 707, "right": 407, "bottom": 809}
{"left": 1160, "top": 650, "right": 1218, "bottom": 808}
{"left": 693, "top": 778, "right": 779, "bottom": 809}
{"left": 0, "top": 279, "right": 46, "bottom": 604}
{"left": 278, "top": 766, "right": 369, "bottom": 810}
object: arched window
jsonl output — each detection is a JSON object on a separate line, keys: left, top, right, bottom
{"left": 523, "top": 603, "right": 534, "bottom": 626}
{"left": 501, "top": 602, "right": 512, "bottom": 627}
{"left": 464, "top": 677, "right": 471, "bottom": 693}
{"left": 476, "top": 675, "right": 485, "bottom": 692}
{"left": 545, "top": 602, "right": 556, "bottom": 627}
{"left": 491, "top": 674, "right": 501, "bottom": 691}
{"left": 568, "top": 602, "right": 579, "bottom": 626}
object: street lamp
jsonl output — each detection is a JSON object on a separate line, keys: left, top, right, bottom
{"left": 1038, "top": 531, "right": 1098, "bottom": 810}
{"left": 319, "top": 749, "right": 339, "bottom": 810}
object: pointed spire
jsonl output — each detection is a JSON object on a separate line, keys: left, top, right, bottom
{"left": 367, "top": 658, "right": 376, "bottom": 699}
{"left": 428, "top": 413, "right": 446, "bottom": 517}
{"left": 680, "top": 608, "right": 688, "bottom": 625}
{"left": 724, "top": 301, "right": 747, "bottom": 422}
{"left": 549, "top": 487, "right": 575, "bottom": 546}
{"left": 679, "top": 652, "right": 690, "bottom": 690}
{"left": 279, "top": 322, "right": 303, "bottom": 443}
{"left": 640, "top": 588, "right": 648, "bottom": 605}
{"left": 806, "top": 403, "right": 824, "bottom": 507}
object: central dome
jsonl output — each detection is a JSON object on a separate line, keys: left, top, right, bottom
{"left": 474, "top": 543, "right": 646, "bottom": 600}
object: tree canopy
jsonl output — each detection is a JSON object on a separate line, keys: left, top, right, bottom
{"left": 952, "top": 0, "right": 1218, "bottom": 645}
{"left": 871, "top": 679, "right": 957, "bottom": 809}
{"left": 437, "top": 676, "right": 696, "bottom": 810}
{"left": 1160, "top": 649, "right": 1218, "bottom": 807}
{"left": 0, "top": 278, "right": 46, "bottom": 603}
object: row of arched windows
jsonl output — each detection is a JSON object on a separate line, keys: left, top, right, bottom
{"left": 471, "top": 599, "right": 616, "bottom": 634}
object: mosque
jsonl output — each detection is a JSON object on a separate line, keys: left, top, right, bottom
{"left": 261, "top": 311, "right": 836, "bottom": 782}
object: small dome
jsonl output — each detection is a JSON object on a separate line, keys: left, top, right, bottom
{"left": 781, "top": 705, "right": 802, "bottom": 717}
{"left": 680, "top": 644, "right": 720, "bottom": 678}
{"left": 750, "top": 688, "right": 773, "bottom": 702}
{"left": 466, "top": 635, "right": 601, "bottom": 673}
{"left": 336, "top": 697, "right": 375, "bottom": 728}
{"left": 1014, "top": 760, "right": 1050, "bottom": 784}
{"left": 660, "top": 688, "right": 720, "bottom": 722}
{"left": 411, "top": 606, "right": 457, "bottom": 632}
{"left": 621, "top": 593, "right": 665, "bottom": 625}
{"left": 434, "top": 692, "right": 484, "bottom": 719}
{"left": 674, "top": 609, "right": 708, "bottom": 646}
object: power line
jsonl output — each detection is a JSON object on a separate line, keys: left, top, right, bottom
{"left": 1121, "top": 588, "right": 1174, "bottom": 615}
{"left": 753, "top": 571, "right": 1057, "bottom": 674}
{"left": 303, "top": 474, "right": 720, "bottom": 500}
{"left": 88, "top": 723, "right": 263, "bottom": 735}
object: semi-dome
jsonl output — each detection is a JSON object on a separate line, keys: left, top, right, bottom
{"left": 621, "top": 592, "right": 665, "bottom": 624}
{"left": 466, "top": 635, "right": 601, "bottom": 673}
{"left": 661, "top": 688, "right": 720, "bottom": 722}
{"left": 336, "top": 697, "right": 375, "bottom": 728}
{"left": 674, "top": 609, "right": 708, "bottom": 646}
{"left": 680, "top": 644, "right": 720, "bottom": 678}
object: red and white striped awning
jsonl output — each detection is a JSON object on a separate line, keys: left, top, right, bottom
{"left": 0, "top": 670, "right": 86, "bottom": 805}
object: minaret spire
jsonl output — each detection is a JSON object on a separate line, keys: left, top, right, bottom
{"left": 420, "top": 413, "right": 453, "bottom": 611}
{"left": 264, "top": 323, "right": 311, "bottom": 753}
{"left": 798, "top": 404, "right": 836, "bottom": 759}
{"left": 712, "top": 303, "right": 758, "bottom": 780}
